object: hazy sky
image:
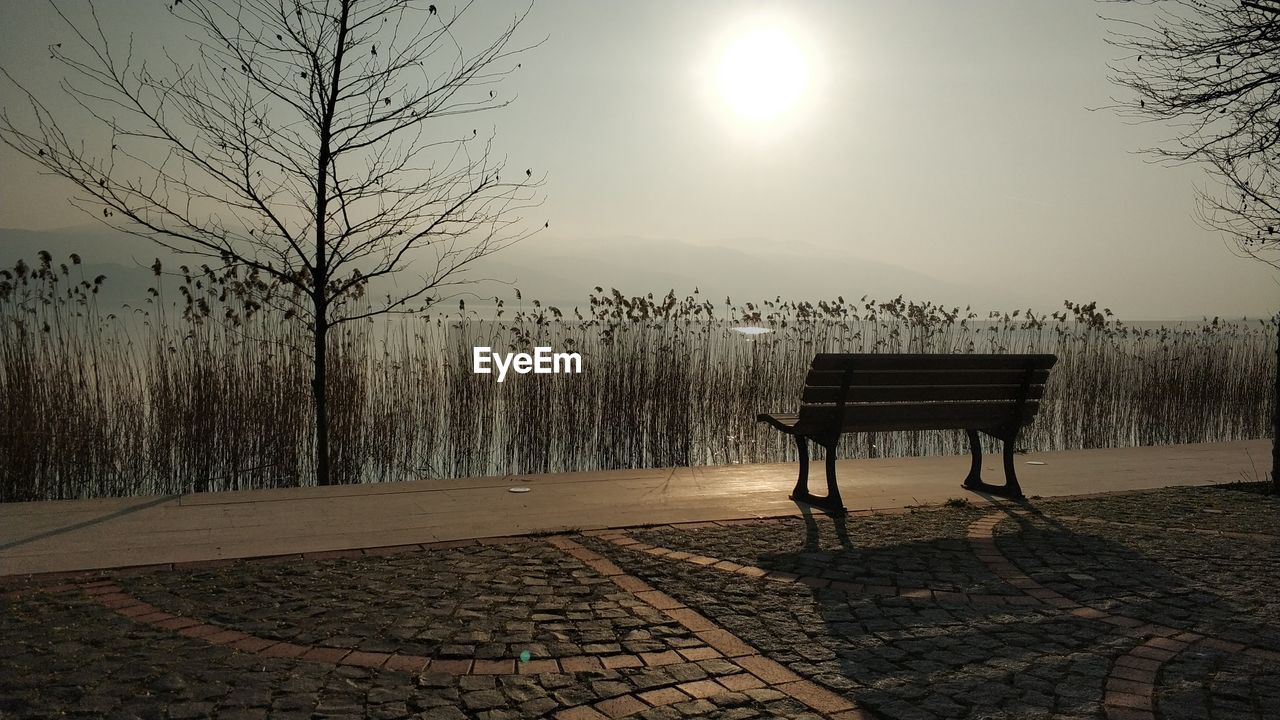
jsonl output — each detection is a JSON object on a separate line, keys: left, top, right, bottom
{"left": 1, "top": 0, "right": 1277, "bottom": 319}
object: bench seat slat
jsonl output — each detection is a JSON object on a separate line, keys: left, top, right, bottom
{"left": 805, "top": 368, "right": 1051, "bottom": 388}
{"left": 801, "top": 384, "right": 1046, "bottom": 404}
{"left": 799, "top": 401, "right": 1039, "bottom": 432}
{"left": 758, "top": 402, "right": 1039, "bottom": 435}
{"left": 810, "top": 353, "right": 1057, "bottom": 371}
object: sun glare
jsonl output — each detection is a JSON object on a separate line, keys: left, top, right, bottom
{"left": 715, "top": 25, "right": 809, "bottom": 123}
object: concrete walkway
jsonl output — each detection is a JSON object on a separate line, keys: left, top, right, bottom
{"left": 0, "top": 439, "right": 1270, "bottom": 577}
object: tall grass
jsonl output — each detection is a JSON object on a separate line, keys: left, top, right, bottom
{"left": 1, "top": 256, "right": 1274, "bottom": 501}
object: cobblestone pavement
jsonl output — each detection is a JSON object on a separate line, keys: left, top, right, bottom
{"left": 2, "top": 484, "right": 1277, "bottom": 719}
{"left": 621, "top": 506, "right": 1016, "bottom": 598}
{"left": 118, "top": 540, "right": 713, "bottom": 660}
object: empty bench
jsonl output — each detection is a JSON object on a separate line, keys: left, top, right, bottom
{"left": 758, "top": 353, "right": 1057, "bottom": 514}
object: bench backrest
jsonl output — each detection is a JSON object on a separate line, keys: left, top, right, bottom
{"left": 796, "top": 353, "right": 1057, "bottom": 433}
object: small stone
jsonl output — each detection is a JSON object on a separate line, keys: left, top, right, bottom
{"left": 418, "top": 672, "right": 454, "bottom": 688}
{"left": 519, "top": 697, "right": 560, "bottom": 716}
{"left": 459, "top": 675, "right": 496, "bottom": 692}
{"left": 461, "top": 689, "right": 507, "bottom": 711}
{"left": 418, "top": 708, "right": 467, "bottom": 720}
{"left": 167, "top": 702, "right": 217, "bottom": 720}
{"left": 151, "top": 673, "right": 188, "bottom": 693}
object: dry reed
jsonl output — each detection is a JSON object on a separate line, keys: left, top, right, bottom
{"left": 1, "top": 258, "right": 1273, "bottom": 500}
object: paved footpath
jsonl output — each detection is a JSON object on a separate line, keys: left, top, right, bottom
{"left": 0, "top": 440, "right": 1268, "bottom": 576}
{"left": 3, "top": 481, "right": 1278, "bottom": 719}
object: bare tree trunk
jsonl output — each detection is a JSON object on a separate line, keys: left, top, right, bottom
{"left": 314, "top": 302, "right": 330, "bottom": 486}
{"left": 1273, "top": 311, "right": 1279, "bottom": 492}
{"left": 309, "top": 0, "right": 348, "bottom": 488}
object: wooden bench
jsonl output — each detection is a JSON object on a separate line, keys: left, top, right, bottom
{"left": 758, "top": 353, "right": 1057, "bottom": 514}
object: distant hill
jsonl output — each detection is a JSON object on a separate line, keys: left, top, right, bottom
{"left": 1, "top": 225, "right": 993, "bottom": 315}
{"left": 0, "top": 225, "right": 170, "bottom": 310}
{"left": 478, "top": 235, "right": 987, "bottom": 312}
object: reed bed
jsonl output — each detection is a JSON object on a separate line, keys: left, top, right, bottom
{"left": 1, "top": 255, "right": 1274, "bottom": 501}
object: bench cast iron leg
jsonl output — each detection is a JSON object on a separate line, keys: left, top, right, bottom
{"left": 963, "top": 429, "right": 983, "bottom": 488}
{"left": 823, "top": 438, "right": 844, "bottom": 510}
{"left": 789, "top": 434, "right": 847, "bottom": 516}
{"left": 961, "top": 429, "right": 1025, "bottom": 500}
{"left": 1001, "top": 436, "right": 1024, "bottom": 499}
{"left": 792, "top": 434, "right": 810, "bottom": 498}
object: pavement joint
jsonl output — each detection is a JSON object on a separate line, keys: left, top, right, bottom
{"left": 969, "top": 509, "right": 1274, "bottom": 720}
{"left": 545, "top": 536, "right": 867, "bottom": 719}
{"left": 6, "top": 481, "right": 1277, "bottom": 719}
{"left": 55, "top": 534, "right": 872, "bottom": 720}
{"left": 590, "top": 502, "right": 1280, "bottom": 720}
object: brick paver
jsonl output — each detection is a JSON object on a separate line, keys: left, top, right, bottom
{"left": 582, "top": 484, "right": 1280, "bottom": 719}
{"left": 1, "top": 483, "right": 1277, "bottom": 719}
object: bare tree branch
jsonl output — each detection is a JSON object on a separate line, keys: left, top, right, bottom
{"left": 1102, "top": 0, "right": 1280, "bottom": 267}
{"left": 1102, "top": 0, "right": 1279, "bottom": 488}
{"left": 0, "top": 0, "right": 546, "bottom": 484}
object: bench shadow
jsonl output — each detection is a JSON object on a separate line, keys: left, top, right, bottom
{"left": 649, "top": 507, "right": 1280, "bottom": 717}
{"left": 783, "top": 512, "right": 1274, "bottom": 707}
{"left": 796, "top": 505, "right": 853, "bottom": 552}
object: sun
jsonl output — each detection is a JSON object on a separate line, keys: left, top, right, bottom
{"left": 715, "top": 25, "right": 809, "bottom": 123}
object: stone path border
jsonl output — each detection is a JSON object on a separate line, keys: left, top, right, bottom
{"left": 588, "top": 510, "right": 1280, "bottom": 720}
{"left": 1104, "top": 633, "right": 1202, "bottom": 720}
{"left": 587, "top": 523, "right": 1040, "bottom": 608}
{"left": 967, "top": 511, "right": 1280, "bottom": 720}
{"left": 70, "top": 578, "right": 473, "bottom": 674}
{"left": 11, "top": 536, "right": 874, "bottom": 720}
{"left": 1097, "top": 631, "right": 1280, "bottom": 719}
{"left": 964, "top": 512, "right": 1084, "bottom": 611}
{"left": 546, "top": 536, "right": 872, "bottom": 719}
{"left": 7, "top": 503, "right": 1279, "bottom": 720}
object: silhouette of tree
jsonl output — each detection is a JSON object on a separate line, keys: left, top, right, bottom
{"left": 0, "top": 0, "right": 544, "bottom": 486}
{"left": 1104, "top": 0, "right": 1279, "bottom": 490}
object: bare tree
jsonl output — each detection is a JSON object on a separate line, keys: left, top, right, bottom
{"left": 0, "top": 0, "right": 545, "bottom": 486}
{"left": 1103, "top": 0, "right": 1279, "bottom": 489}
